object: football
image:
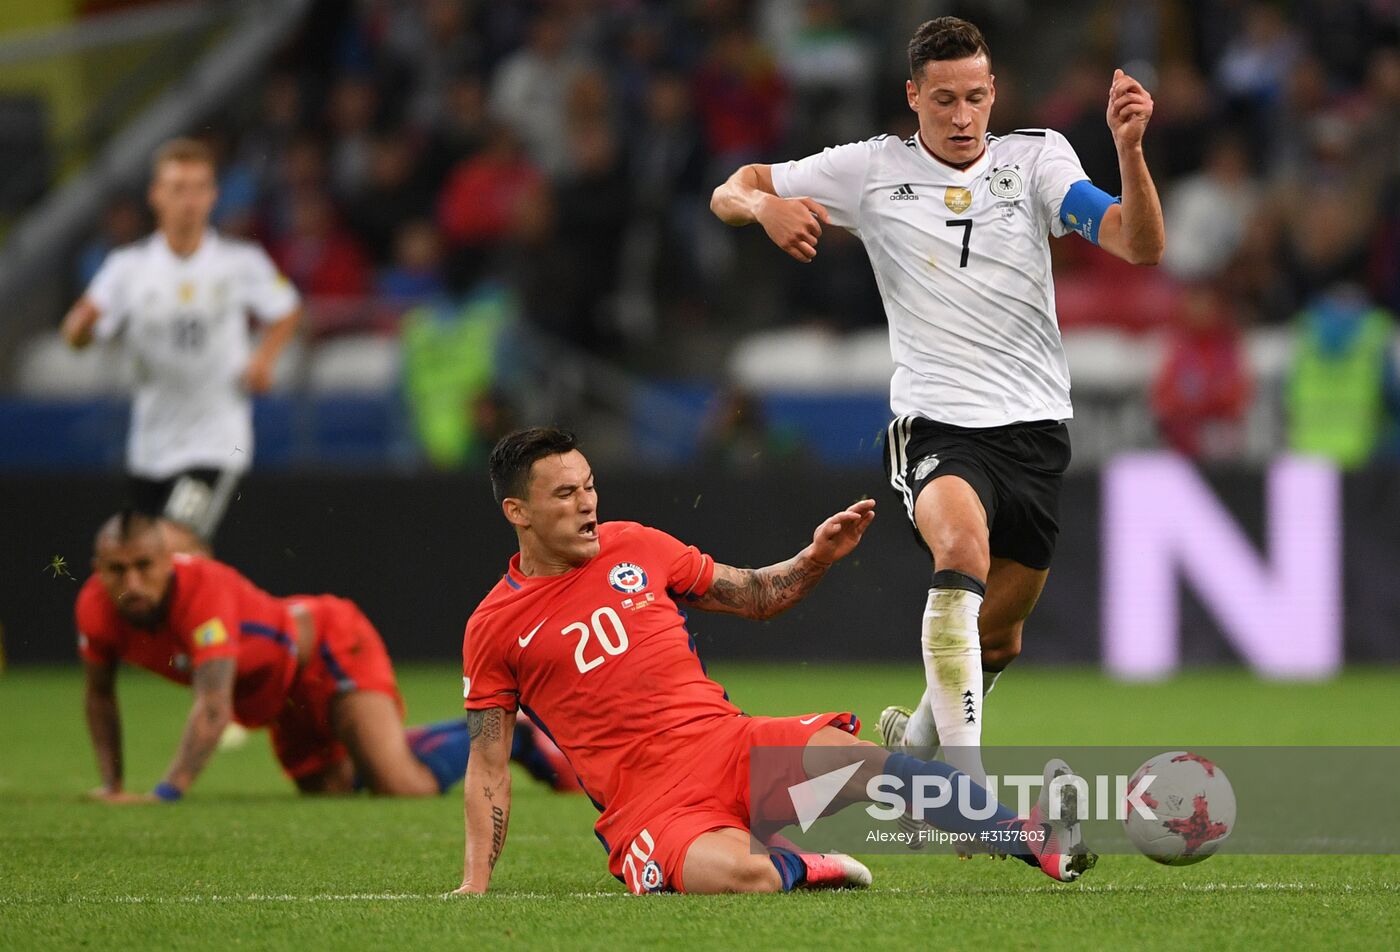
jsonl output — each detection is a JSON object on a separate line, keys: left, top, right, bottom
{"left": 1123, "top": 751, "right": 1235, "bottom": 865}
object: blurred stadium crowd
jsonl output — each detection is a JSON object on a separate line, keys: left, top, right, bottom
{"left": 8, "top": 0, "right": 1400, "bottom": 469}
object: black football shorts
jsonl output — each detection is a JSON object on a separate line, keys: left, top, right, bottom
{"left": 883, "top": 415, "right": 1072, "bottom": 570}
{"left": 127, "top": 467, "right": 240, "bottom": 543}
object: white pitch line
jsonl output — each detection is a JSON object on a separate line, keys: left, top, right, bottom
{"left": 880, "top": 881, "right": 1399, "bottom": 895}
{"left": 0, "top": 891, "right": 630, "bottom": 905}
{"left": 3, "top": 882, "right": 1396, "bottom": 905}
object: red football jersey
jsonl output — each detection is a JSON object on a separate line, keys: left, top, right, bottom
{"left": 463, "top": 521, "right": 741, "bottom": 842}
{"left": 76, "top": 555, "right": 303, "bottom": 727}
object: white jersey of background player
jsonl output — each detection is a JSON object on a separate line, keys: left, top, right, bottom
{"left": 712, "top": 17, "right": 1164, "bottom": 791}
{"left": 63, "top": 139, "right": 301, "bottom": 553}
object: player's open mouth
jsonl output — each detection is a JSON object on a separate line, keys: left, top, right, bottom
{"left": 579, "top": 521, "right": 597, "bottom": 539}
{"left": 950, "top": 135, "right": 974, "bottom": 144}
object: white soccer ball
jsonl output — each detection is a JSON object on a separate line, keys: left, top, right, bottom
{"left": 1123, "top": 751, "right": 1235, "bottom": 866}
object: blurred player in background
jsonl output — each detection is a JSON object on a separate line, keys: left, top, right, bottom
{"left": 454, "top": 428, "right": 1093, "bottom": 896}
{"left": 77, "top": 511, "right": 575, "bottom": 802}
{"left": 60, "top": 138, "right": 302, "bottom": 554}
{"left": 712, "top": 17, "right": 1164, "bottom": 790}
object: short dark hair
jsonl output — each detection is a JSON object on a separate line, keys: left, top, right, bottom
{"left": 489, "top": 427, "right": 580, "bottom": 504}
{"left": 94, "top": 509, "right": 162, "bottom": 549}
{"left": 908, "top": 17, "right": 990, "bottom": 81}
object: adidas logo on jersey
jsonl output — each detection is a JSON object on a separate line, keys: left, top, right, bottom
{"left": 889, "top": 184, "right": 918, "bottom": 200}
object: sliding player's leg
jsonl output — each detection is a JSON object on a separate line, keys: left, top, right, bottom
{"left": 909, "top": 475, "right": 990, "bottom": 784}
{"left": 680, "top": 828, "right": 783, "bottom": 894}
{"left": 678, "top": 827, "right": 871, "bottom": 894}
{"left": 802, "top": 726, "right": 1095, "bottom": 882}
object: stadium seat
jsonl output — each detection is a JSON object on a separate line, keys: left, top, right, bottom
{"left": 268, "top": 338, "right": 307, "bottom": 393}
{"left": 728, "top": 327, "right": 837, "bottom": 392}
{"left": 728, "top": 327, "right": 889, "bottom": 393}
{"left": 305, "top": 334, "right": 401, "bottom": 393}
{"left": 1243, "top": 326, "right": 1293, "bottom": 382}
{"left": 1061, "top": 329, "right": 1165, "bottom": 394}
{"left": 13, "top": 333, "right": 132, "bottom": 397}
{"left": 837, "top": 328, "right": 896, "bottom": 390}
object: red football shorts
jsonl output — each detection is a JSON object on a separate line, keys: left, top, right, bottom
{"left": 608, "top": 711, "right": 860, "bottom": 894}
{"left": 268, "top": 596, "right": 404, "bottom": 780}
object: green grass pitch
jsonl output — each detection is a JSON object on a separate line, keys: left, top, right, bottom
{"left": 2, "top": 663, "right": 1398, "bottom": 950}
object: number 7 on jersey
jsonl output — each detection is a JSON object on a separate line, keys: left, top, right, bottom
{"left": 946, "top": 219, "right": 973, "bottom": 268}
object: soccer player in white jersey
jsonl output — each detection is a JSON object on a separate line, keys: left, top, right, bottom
{"left": 711, "top": 17, "right": 1164, "bottom": 792}
{"left": 62, "top": 139, "right": 301, "bottom": 554}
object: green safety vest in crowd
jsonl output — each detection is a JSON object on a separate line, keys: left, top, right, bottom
{"left": 1287, "top": 309, "right": 1394, "bottom": 469}
{"left": 401, "top": 292, "right": 508, "bottom": 468}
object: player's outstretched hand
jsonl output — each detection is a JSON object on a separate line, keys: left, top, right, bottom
{"left": 87, "top": 787, "right": 157, "bottom": 804}
{"left": 808, "top": 498, "right": 876, "bottom": 566}
{"left": 757, "top": 195, "right": 831, "bottom": 262}
{"left": 1106, "top": 68, "right": 1153, "bottom": 149}
{"left": 450, "top": 882, "right": 485, "bottom": 897}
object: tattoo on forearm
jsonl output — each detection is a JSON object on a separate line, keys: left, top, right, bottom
{"left": 466, "top": 707, "right": 504, "bottom": 745}
{"left": 192, "top": 657, "right": 235, "bottom": 693}
{"left": 489, "top": 805, "right": 507, "bottom": 869}
{"left": 698, "top": 558, "right": 826, "bottom": 619}
{"left": 170, "top": 658, "right": 235, "bottom": 782}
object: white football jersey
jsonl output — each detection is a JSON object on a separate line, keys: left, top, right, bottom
{"left": 771, "top": 129, "right": 1091, "bottom": 427}
{"left": 86, "top": 230, "right": 299, "bottom": 478}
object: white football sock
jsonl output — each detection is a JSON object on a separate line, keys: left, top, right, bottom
{"left": 902, "top": 687, "right": 939, "bottom": 749}
{"left": 921, "top": 586, "right": 986, "bottom": 785}
{"left": 983, "top": 668, "right": 1001, "bottom": 697}
{"left": 905, "top": 668, "right": 1001, "bottom": 749}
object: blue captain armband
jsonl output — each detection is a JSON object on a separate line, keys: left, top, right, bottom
{"left": 1060, "top": 179, "right": 1119, "bottom": 245}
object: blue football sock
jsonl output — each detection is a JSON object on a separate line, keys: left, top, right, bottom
{"left": 510, "top": 723, "right": 560, "bottom": 785}
{"left": 406, "top": 718, "right": 472, "bottom": 793}
{"left": 769, "top": 848, "right": 807, "bottom": 891}
{"left": 882, "top": 752, "right": 1036, "bottom": 865}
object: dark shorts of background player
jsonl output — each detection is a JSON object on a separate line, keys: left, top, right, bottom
{"left": 884, "top": 416, "right": 1072, "bottom": 570}
{"left": 127, "top": 467, "right": 240, "bottom": 543}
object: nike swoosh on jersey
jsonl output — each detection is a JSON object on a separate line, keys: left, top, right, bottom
{"left": 518, "top": 618, "right": 548, "bottom": 648}
{"left": 799, "top": 714, "right": 823, "bottom": 725}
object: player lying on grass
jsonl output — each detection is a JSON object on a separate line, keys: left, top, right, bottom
{"left": 77, "top": 511, "right": 576, "bottom": 802}
{"left": 453, "top": 427, "right": 1095, "bottom": 895}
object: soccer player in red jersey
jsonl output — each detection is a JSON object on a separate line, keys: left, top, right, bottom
{"left": 454, "top": 428, "right": 1096, "bottom": 895}
{"left": 77, "top": 511, "right": 574, "bottom": 802}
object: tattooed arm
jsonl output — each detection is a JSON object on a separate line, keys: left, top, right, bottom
{"left": 687, "top": 499, "right": 876, "bottom": 620}
{"left": 454, "top": 705, "right": 517, "bottom": 895}
{"left": 159, "top": 656, "right": 236, "bottom": 795}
